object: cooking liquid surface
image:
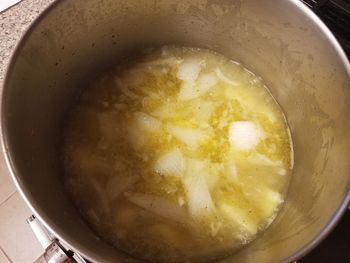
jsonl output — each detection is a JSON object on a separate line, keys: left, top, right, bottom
{"left": 63, "top": 46, "right": 293, "bottom": 262}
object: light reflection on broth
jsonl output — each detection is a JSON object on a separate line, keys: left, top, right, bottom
{"left": 63, "top": 46, "right": 293, "bottom": 263}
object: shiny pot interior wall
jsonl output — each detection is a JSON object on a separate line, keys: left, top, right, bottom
{"left": 2, "top": 0, "right": 350, "bottom": 262}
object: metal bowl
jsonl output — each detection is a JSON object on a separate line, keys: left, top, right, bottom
{"left": 2, "top": 0, "right": 350, "bottom": 262}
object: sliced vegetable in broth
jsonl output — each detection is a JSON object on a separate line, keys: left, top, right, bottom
{"left": 63, "top": 46, "right": 293, "bottom": 263}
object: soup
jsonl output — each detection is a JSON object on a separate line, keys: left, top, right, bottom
{"left": 63, "top": 46, "right": 293, "bottom": 262}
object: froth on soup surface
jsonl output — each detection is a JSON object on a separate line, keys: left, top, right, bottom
{"left": 63, "top": 46, "right": 293, "bottom": 263}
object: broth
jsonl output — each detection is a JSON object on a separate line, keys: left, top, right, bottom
{"left": 63, "top": 46, "right": 293, "bottom": 262}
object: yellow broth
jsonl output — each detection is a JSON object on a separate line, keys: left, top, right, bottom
{"left": 63, "top": 46, "right": 293, "bottom": 263}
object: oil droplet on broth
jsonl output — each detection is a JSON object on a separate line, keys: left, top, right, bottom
{"left": 63, "top": 46, "right": 293, "bottom": 263}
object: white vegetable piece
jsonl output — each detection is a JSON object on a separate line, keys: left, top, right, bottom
{"left": 138, "top": 57, "right": 183, "bottom": 67}
{"left": 278, "top": 168, "right": 287, "bottom": 176}
{"left": 245, "top": 186, "right": 283, "bottom": 219}
{"left": 205, "top": 162, "right": 223, "bottom": 191}
{"left": 69, "top": 146, "right": 111, "bottom": 177}
{"left": 219, "top": 203, "right": 257, "bottom": 235}
{"left": 114, "top": 76, "right": 139, "bottom": 99}
{"left": 178, "top": 196, "right": 185, "bottom": 206}
{"left": 106, "top": 175, "right": 138, "bottom": 200}
{"left": 191, "top": 100, "right": 216, "bottom": 124}
{"left": 229, "top": 121, "right": 261, "bottom": 151}
{"left": 167, "top": 124, "right": 207, "bottom": 150}
{"left": 248, "top": 153, "right": 283, "bottom": 167}
{"left": 150, "top": 102, "right": 177, "bottom": 119}
{"left": 125, "top": 192, "right": 188, "bottom": 224}
{"left": 154, "top": 148, "right": 186, "bottom": 177}
{"left": 225, "top": 162, "right": 238, "bottom": 182}
{"left": 215, "top": 68, "right": 240, "bottom": 86}
{"left": 178, "top": 82, "right": 199, "bottom": 101}
{"left": 176, "top": 59, "right": 202, "bottom": 82}
{"left": 182, "top": 158, "right": 215, "bottom": 219}
{"left": 133, "top": 112, "right": 161, "bottom": 132}
{"left": 126, "top": 112, "right": 161, "bottom": 150}
{"left": 88, "top": 177, "right": 110, "bottom": 215}
{"left": 210, "top": 221, "right": 223, "bottom": 237}
{"left": 259, "top": 188, "right": 283, "bottom": 218}
{"left": 178, "top": 72, "right": 218, "bottom": 100}
{"left": 197, "top": 72, "right": 219, "bottom": 92}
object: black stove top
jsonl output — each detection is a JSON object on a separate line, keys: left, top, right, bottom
{"left": 302, "top": 0, "right": 350, "bottom": 56}
{"left": 300, "top": 212, "right": 350, "bottom": 262}
{"left": 299, "top": 0, "right": 350, "bottom": 262}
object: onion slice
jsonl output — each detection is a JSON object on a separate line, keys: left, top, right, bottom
{"left": 182, "top": 158, "right": 215, "bottom": 219}
{"left": 125, "top": 192, "right": 188, "bottom": 224}
{"left": 177, "top": 60, "right": 202, "bottom": 82}
{"left": 229, "top": 121, "right": 261, "bottom": 151}
{"left": 215, "top": 68, "right": 240, "bottom": 86}
{"left": 106, "top": 175, "right": 138, "bottom": 200}
{"left": 88, "top": 177, "right": 110, "bottom": 215}
{"left": 167, "top": 124, "right": 207, "bottom": 150}
{"left": 154, "top": 148, "right": 185, "bottom": 177}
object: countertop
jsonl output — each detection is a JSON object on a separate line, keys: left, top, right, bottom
{"left": 0, "top": 0, "right": 54, "bottom": 86}
{"left": 0, "top": 1, "right": 54, "bottom": 262}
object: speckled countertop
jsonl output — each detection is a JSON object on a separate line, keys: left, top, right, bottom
{"left": 0, "top": 2, "right": 55, "bottom": 262}
{"left": 0, "top": 0, "right": 55, "bottom": 86}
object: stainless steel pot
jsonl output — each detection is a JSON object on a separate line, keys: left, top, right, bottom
{"left": 2, "top": 0, "right": 350, "bottom": 262}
